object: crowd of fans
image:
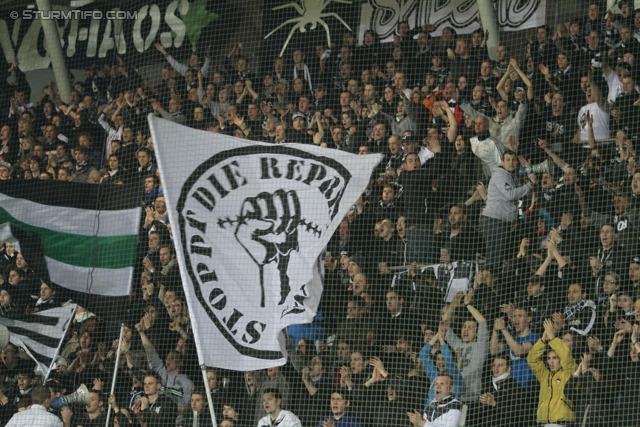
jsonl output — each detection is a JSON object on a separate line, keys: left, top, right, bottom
{"left": 1, "top": 1, "right": 640, "bottom": 426}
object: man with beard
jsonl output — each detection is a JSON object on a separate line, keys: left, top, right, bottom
{"left": 489, "top": 308, "right": 540, "bottom": 388}
{"left": 544, "top": 165, "right": 583, "bottom": 224}
{"left": 440, "top": 134, "right": 483, "bottom": 203}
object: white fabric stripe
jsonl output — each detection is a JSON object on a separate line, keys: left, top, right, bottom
{"left": 10, "top": 335, "right": 49, "bottom": 378}
{"left": 1, "top": 305, "right": 76, "bottom": 379}
{"left": 46, "top": 257, "right": 132, "bottom": 296}
{"left": 13, "top": 334, "right": 56, "bottom": 361}
{"left": 0, "top": 193, "right": 140, "bottom": 237}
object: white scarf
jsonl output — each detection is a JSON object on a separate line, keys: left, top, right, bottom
{"left": 492, "top": 372, "right": 511, "bottom": 391}
{"left": 293, "top": 64, "right": 313, "bottom": 93}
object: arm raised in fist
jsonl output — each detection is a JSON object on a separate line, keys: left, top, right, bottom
{"left": 235, "top": 190, "right": 301, "bottom": 306}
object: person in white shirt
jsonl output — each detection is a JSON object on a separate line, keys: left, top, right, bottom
{"left": 258, "top": 389, "right": 301, "bottom": 427}
{"left": 407, "top": 374, "right": 462, "bottom": 427}
{"left": 6, "top": 385, "right": 63, "bottom": 427}
{"left": 576, "top": 70, "right": 610, "bottom": 145}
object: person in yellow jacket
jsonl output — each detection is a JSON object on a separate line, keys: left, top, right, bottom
{"left": 527, "top": 318, "right": 578, "bottom": 426}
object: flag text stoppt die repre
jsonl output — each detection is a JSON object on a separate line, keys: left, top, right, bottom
{"left": 149, "top": 115, "right": 381, "bottom": 371}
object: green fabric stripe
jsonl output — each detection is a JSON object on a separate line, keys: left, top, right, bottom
{"left": 0, "top": 207, "right": 137, "bottom": 270}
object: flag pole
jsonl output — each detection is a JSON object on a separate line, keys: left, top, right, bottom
{"left": 104, "top": 323, "right": 125, "bottom": 427}
{"left": 201, "top": 364, "right": 218, "bottom": 427}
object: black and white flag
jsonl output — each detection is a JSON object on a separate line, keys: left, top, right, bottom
{"left": 0, "top": 304, "right": 76, "bottom": 379}
{"left": 149, "top": 115, "right": 381, "bottom": 370}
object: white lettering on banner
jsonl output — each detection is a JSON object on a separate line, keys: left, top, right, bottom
{"left": 358, "top": 0, "right": 546, "bottom": 42}
{"left": 0, "top": 0, "right": 195, "bottom": 71}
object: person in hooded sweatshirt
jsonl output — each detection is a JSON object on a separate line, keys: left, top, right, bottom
{"left": 480, "top": 150, "right": 537, "bottom": 271}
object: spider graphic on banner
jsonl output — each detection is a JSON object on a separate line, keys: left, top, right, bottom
{"left": 264, "top": 0, "right": 352, "bottom": 56}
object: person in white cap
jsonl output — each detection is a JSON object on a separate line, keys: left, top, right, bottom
{"left": 0, "top": 162, "right": 12, "bottom": 180}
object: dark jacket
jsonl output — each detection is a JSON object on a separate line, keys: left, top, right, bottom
{"left": 397, "top": 154, "right": 446, "bottom": 225}
{"left": 479, "top": 375, "right": 533, "bottom": 427}
{"left": 137, "top": 394, "right": 178, "bottom": 427}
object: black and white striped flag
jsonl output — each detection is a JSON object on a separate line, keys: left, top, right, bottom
{"left": 0, "top": 304, "right": 76, "bottom": 379}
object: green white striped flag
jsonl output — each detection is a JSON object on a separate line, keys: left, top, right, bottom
{"left": 0, "top": 181, "right": 141, "bottom": 314}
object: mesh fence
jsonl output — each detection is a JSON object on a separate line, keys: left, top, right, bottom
{"left": 0, "top": 0, "right": 639, "bottom": 426}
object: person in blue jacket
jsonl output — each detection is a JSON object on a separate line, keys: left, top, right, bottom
{"left": 419, "top": 324, "right": 463, "bottom": 411}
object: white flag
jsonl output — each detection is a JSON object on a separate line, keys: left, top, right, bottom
{"left": 148, "top": 116, "right": 382, "bottom": 370}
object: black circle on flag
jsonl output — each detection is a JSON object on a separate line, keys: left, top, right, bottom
{"left": 177, "top": 145, "right": 351, "bottom": 360}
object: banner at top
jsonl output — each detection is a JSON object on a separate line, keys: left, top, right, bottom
{"left": 359, "top": 0, "right": 546, "bottom": 42}
{"left": 0, "top": 0, "right": 226, "bottom": 72}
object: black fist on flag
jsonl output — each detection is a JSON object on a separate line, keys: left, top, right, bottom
{"left": 235, "top": 190, "right": 301, "bottom": 307}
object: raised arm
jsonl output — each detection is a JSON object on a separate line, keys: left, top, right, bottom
{"left": 245, "top": 80, "right": 259, "bottom": 100}
{"left": 137, "top": 328, "right": 156, "bottom": 353}
{"left": 540, "top": 141, "right": 567, "bottom": 169}
{"left": 490, "top": 318, "right": 508, "bottom": 355}
{"left": 549, "top": 336, "right": 577, "bottom": 373}
{"left": 510, "top": 59, "right": 534, "bottom": 101}
{"left": 607, "top": 330, "right": 626, "bottom": 358}
{"left": 501, "top": 323, "right": 533, "bottom": 357}
{"left": 236, "top": 85, "right": 249, "bottom": 104}
{"left": 464, "top": 289, "right": 486, "bottom": 322}
{"left": 585, "top": 110, "right": 596, "bottom": 151}
{"left": 496, "top": 63, "right": 514, "bottom": 101}
{"left": 527, "top": 338, "right": 548, "bottom": 381}
{"left": 312, "top": 112, "right": 324, "bottom": 145}
{"left": 155, "top": 42, "right": 188, "bottom": 76}
{"left": 459, "top": 102, "right": 482, "bottom": 121}
{"left": 439, "top": 100, "right": 458, "bottom": 143}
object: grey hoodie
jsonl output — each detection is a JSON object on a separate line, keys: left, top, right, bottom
{"left": 483, "top": 166, "right": 533, "bottom": 222}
